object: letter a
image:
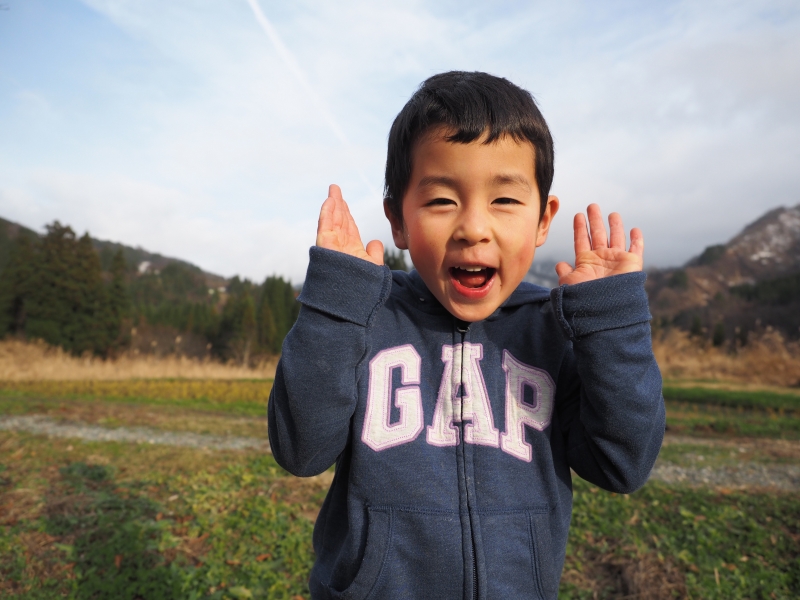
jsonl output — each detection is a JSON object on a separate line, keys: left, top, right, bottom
{"left": 428, "top": 343, "right": 499, "bottom": 447}
{"left": 362, "top": 345, "right": 424, "bottom": 452}
{"left": 500, "top": 350, "right": 555, "bottom": 462}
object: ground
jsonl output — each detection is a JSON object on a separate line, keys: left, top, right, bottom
{"left": 0, "top": 381, "right": 798, "bottom": 599}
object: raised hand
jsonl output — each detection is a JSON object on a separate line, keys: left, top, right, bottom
{"left": 316, "top": 184, "right": 384, "bottom": 266}
{"left": 554, "top": 204, "right": 643, "bottom": 286}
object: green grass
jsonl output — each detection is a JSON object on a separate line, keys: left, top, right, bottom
{"left": 657, "top": 442, "right": 797, "bottom": 467}
{"left": 562, "top": 478, "right": 800, "bottom": 599}
{"left": 0, "top": 433, "right": 320, "bottom": 599}
{"left": 666, "top": 400, "right": 800, "bottom": 439}
{"left": 2, "top": 381, "right": 799, "bottom": 597}
{"left": 663, "top": 385, "right": 800, "bottom": 412}
{"left": 0, "top": 389, "right": 267, "bottom": 417}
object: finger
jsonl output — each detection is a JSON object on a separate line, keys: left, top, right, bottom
{"left": 608, "top": 212, "right": 626, "bottom": 250}
{"left": 317, "top": 196, "right": 334, "bottom": 235}
{"left": 365, "top": 240, "right": 385, "bottom": 265}
{"left": 586, "top": 204, "right": 608, "bottom": 249}
{"left": 340, "top": 198, "right": 363, "bottom": 247}
{"left": 629, "top": 227, "right": 644, "bottom": 257}
{"left": 328, "top": 183, "right": 343, "bottom": 201}
{"left": 332, "top": 187, "right": 354, "bottom": 244}
{"left": 573, "top": 213, "right": 591, "bottom": 255}
{"left": 554, "top": 261, "right": 573, "bottom": 278}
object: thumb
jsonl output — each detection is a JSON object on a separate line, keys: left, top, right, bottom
{"left": 554, "top": 262, "right": 573, "bottom": 278}
{"left": 365, "top": 240, "right": 385, "bottom": 266}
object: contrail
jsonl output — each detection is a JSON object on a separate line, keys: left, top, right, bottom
{"left": 245, "top": 0, "right": 376, "bottom": 195}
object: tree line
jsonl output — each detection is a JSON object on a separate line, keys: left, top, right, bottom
{"left": 0, "top": 221, "right": 300, "bottom": 360}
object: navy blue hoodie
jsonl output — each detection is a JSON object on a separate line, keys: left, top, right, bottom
{"left": 268, "top": 247, "right": 665, "bottom": 600}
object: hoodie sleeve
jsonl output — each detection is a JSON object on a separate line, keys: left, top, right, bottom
{"left": 268, "top": 246, "right": 392, "bottom": 477}
{"left": 550, "top": 272, "right": 666, "bottom": 494}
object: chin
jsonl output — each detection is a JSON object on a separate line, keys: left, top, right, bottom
{"left": 445, "top": 301, "right": 499, "bottom": 323}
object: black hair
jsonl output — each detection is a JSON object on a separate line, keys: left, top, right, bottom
{"left": 384, "top": 71, "right": 554, "bottom": 221}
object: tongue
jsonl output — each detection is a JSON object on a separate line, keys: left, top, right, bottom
{"left": 454, "top": 269, "right": 488, "bottom": 288}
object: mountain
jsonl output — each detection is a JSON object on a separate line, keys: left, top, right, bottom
{"left": 524, "top": 258, "right": 559, "bottom": 288}
{"left": 647, "top": 204, "right": 800, "bottom": 341}
{"left": 0, "top": 215, "right": 299, "bottom": 360}
{"left": 686, "top": 205, "right": 800, "bottom": 284}
{"left": 0, "top": 216, "right": 226, "bottom": 288}
{"left": 0, "top": 217, "right": 38, "bottom": 274}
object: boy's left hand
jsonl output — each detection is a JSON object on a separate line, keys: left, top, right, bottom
{"left": 555, "top": 204, "right": 643, "bottom": 286}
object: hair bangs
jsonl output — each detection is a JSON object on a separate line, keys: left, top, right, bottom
{"left": 384, "top": 71, "right": 554, "bottom": 221}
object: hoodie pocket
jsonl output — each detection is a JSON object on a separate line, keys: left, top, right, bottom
{"left": 328, "top": 506, "right": 391, "bottom": 600}
{"left": 333, "top": 506, "right": 464, "bottom": 600}
{"left": 478, "top": 506, "right": 556, "bottom": 599}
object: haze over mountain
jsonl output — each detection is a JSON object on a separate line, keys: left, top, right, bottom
{"left": 0, "top": 216, "right": 226, "bottom": 289}
{"left": 648, "top": 204, "right": 800, "bottom": 341}
{"left": 3, "top": 204, "right": 800, "bottom": 345}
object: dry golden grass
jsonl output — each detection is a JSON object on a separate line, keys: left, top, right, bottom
{"left": 0, "top": 379, "right": 273, "bottom": 407}
{"left": 3, "top": 331, "right": 799, "bottom": 390}
{"left": 0, "top": 339, "right": 277, "bottom": 381}
{"left": 653, "top": 328, "right": 800, "bottom": 388}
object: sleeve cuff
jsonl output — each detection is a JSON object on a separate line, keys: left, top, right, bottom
{"left": 550, "top": 271, "right": 652, "bottom": 340}
{"left": 297, "top": 246, "right": 392, "bottom": 327}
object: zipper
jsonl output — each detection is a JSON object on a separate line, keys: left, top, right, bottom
{"left": 456, "top": 320, "right": 478, "bottom": 600}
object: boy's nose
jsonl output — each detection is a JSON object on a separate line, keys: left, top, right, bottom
{"left": 453, "top": 205, "right": 491, "bottom": 245}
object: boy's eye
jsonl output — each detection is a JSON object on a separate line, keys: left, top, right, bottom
{"left": 493, "top": 197, "right": 521, "bottom": 205}
{"left": 425, "top": 197, "right": 456, "bottom": 207}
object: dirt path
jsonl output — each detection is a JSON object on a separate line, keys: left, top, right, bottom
{"left": 0, "top": 414, "right": 269, "bottom": 452}
{"left": 648, "top": 462, "right": 800, "bottom": 490}
{"left": 2, "top": 415, "right": 799, "bottom": 490}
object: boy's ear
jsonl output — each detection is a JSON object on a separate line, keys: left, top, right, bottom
{"left": 535, "top": 195, "right": 559, "bottom": 248}
{"left": 383, "top": 199, "right": 409, "bottom": 250}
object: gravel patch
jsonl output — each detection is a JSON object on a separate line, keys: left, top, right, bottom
{"left": 650, "top": 463, "right": 800, "bottom": 491}
{"left": 2, "top": 415, "right": 798, "bottom": 489}
{"left": 0, "top": 415, "right": 269, "bottom": 453}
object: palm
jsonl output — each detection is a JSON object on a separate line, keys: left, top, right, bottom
{"left": 555, "top": 204, "right": 643, "bottom": 286}
{"left": 316, "top": 184, "right": 384, "bottom": 266}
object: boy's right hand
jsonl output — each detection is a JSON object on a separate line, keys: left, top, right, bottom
{"left": 316, "top": 184, "right": 384, "bottom": 266}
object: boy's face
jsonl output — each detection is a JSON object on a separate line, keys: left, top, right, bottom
{"left": 385, "top": 129, "right": 559, "bottom": 322}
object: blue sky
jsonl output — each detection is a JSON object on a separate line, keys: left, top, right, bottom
{"left": 1, "top": 0, "right": 798, "bottom": 282}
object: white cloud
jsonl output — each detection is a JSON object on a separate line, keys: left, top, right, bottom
{"left": 0, "top": 0, "right": 797, "bottom": 279}
{"left": 1, "top": 170, "right": 315, "bottom": 282}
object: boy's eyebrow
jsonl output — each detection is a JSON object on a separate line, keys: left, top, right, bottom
{"left": 417, "top": 174, "right": 532, "bottom": 192}
{"left": 490, "top": 174, "right": 532, "bottom": 192}
{"left": 417, "top": 175, "right": 459, "bottom": 190}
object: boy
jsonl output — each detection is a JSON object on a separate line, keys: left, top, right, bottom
{"left": 268, "top": 71, "right": 665, "bottom": 599}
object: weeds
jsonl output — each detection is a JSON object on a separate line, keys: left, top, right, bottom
{"left": 0, "top": 379, "right": 273, "bottom": 417}
{"left": 663, "top": 385, "right": 800, "bottom": 412}
{"left": 562, "top": 478, "right": 800, "bottom": 599}
{"left": 666, "top": 400, "right": 800, "bottom": 439}
{"left": 1, "top": 374, "right": 799, "bottom": 597}
{"left": 0, "top": 436, "right": 318, "bottom": 599}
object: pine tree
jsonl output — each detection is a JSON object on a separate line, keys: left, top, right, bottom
{"left": 22, "top": 224, "right": 110, "bottom": 355}
{"left": 260, "top": 275, "right": 298, "bottom": 353}
{"left": 257, "top": 297, "right": 277, "bottom": 353}
{"left": 240, "top": 292, "right": 257, "bottom": 366}
{"left": 105, "top": 249, "right": 129, "bottom": 351}
{"left": 68, "top": 233, "right": 108, "bottom": 354}
{"left": 384, "top": 248, "right": 409, "bottom": 271}
{"left": 25, "top": 222, "right": 77, "bottom": 348}
{"left": 0, "top": 234, "right": 39, "bottom": 336}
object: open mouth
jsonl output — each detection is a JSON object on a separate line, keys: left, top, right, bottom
{"left": 449, "top": 266, "right": 497, "bottom": 295}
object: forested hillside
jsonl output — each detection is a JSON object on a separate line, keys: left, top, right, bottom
{"left": 0, "top": 218, "right": 299, "bottom": 362}
{"left": 647, "top": 204, "right": 800, "bottom": 345}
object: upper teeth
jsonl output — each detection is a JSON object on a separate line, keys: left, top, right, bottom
{"left": 460, "top": 266, "right": 484, "bottom": 272}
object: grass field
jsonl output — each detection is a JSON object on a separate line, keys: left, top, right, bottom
{"left": 1, "top": 379, "right": 799, "bottom": 598}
